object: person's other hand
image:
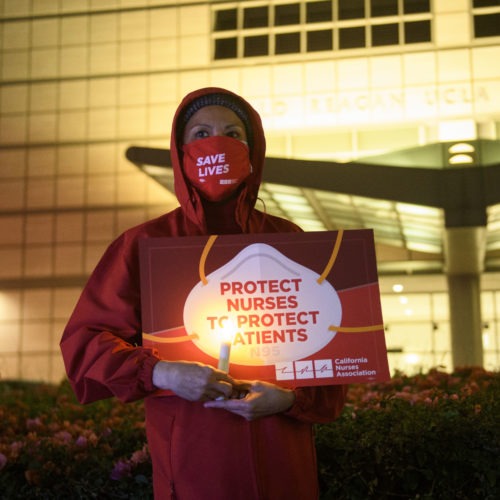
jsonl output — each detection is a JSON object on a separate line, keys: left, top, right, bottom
{"left": 152, "top": 360, "right": 233, "bottom": 402}
{"left": 203, "top": 380, "right": 295, "bottom": 420}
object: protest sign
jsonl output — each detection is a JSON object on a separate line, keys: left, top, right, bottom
{"left": 140, "top": 230, "right": 390, "bottom": 386}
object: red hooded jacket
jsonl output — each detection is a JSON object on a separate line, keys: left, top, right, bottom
{"left": 60, "top": 87, "right": 347, "bottom": 499}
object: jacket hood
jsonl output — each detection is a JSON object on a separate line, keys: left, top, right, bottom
{"left": 170, "top": 87, "right": 266, "bottom": 231}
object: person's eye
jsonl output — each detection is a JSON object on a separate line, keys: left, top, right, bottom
{"left": 226, "top": 129, "right": 242, "bottom": 139}
{"left": 194, "top": 129, "right": 209, "bottom": 139}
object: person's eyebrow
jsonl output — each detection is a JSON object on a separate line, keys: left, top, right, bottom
{"left": 225, "top": 123, "right": 243, "bottom": 129}
{"left": 188, "top": 122, "right": 211, "bottom": 128}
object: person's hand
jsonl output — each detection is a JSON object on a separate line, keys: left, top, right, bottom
{"left": 152, "top": 360, "right": 234, "bottom": 402}
{"left": 203, "top": 380, "right": 295, "bottom": 420}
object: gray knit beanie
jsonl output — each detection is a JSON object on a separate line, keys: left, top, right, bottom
{"left": 177, "top": 92, "right": 253, "bottom": 147}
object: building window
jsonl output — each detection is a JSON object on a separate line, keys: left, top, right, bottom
{"left": 244, "top": 6, "right": 268, "bottom": 29}
{"left": 403, "top": 0, "right": 430, "bottom": 14}
{"left": 372, "top": 23, "right": 399, "bottom": 46}
{"left": 215, "top": 9, "right": 237, "bottom": 31}
{"left": 339, "top": 26, "right": 365, "bottom": 49}
{"left": 244, "top": 35, "right": 269, "bottom": 57}
{"left": 213, "top": 1, "right": 432, "bottom": 60}
{"left": 473, "top": 0, "right": 499, "bottom": 6}
{"left": 307, "top": 29, "right": 333, "bottom": 51}
{"left": 276, "top": 32, "right": 301, "bottom": 54}
{"left": 371, "top": 0, "right": 398, "bottom": 17}
{"left": 404, "top": 20, "right": 431, "bottom": 44}
{"left": 338, "top": 0, "right": 365, "bottom": 20}
{"left": 275, "top": 3, "right": 301, "bottom": 25}
{"left": 473, "top": 0, "right": 500, "bottom": 39}
{"left": 306, "top": 1, "right": 332, "bottom": 23}
{"left": 474, "top": 13, "right": 500, "bottom": 37}
{"left": 215, "top": 38, "right": 237, "bottom": 59}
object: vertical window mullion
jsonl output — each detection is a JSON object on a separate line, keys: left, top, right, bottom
{"left": 300, "top": 0, "right": 305, "bottom": 53}
{"left": 398, "top": 0, "right": 404, "bottom": 46}
{"left": 399, "top": 0, "right": 404, "bottom": 46}
{"left": 366, "top": 0, "right": 371, "bottom": 50}
{"left": 237, "top": 6, "right": 243, "bottom": 58}
{"left": 269, "top": 4, "right": 275, "bottom": 56}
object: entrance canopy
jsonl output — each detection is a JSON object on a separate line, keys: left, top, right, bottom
{"left": 126, "top": 140, "right": 500, "bottom": 275}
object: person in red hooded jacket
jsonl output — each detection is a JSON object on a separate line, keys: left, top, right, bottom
{"left": 60, "top": 87, "right": 347, "bottom": 499}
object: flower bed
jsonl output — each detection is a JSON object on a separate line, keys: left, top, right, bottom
{"left": 1, "top": 368, "right": 498, "bottom": 499}
{"left": 0, "top": 381, "right": 151, "bottom": 499}
{"left": 317, "top": 367, "right": 500, "bottom": 499}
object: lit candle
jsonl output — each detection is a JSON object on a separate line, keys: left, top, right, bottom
{"left": 218, "top": 341, "right": 231, "bottom": 372}
{"left": 217, "top": 318, "right": 235, "bottom": 373}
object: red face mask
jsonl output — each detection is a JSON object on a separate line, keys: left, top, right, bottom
{"left": 182, "top": 136, "right": 252, "bottom": 202}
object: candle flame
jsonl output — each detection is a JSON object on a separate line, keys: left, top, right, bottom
{"left": 219, "top": 318, "right": 237, "bottom": 344}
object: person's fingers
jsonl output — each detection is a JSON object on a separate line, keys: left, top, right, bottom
{"left": 213, "top": 369, "right": 235, "bottom": 384}
{"left": 212, "top": 379, "right": 233, "bottom": 398}
{"left": 231, "top": 379, "right": 252, "bottom": 390}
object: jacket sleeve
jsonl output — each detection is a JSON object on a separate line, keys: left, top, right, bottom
{"left": 283, "top": 385, "right": 348, "bottom": 424}
{"left": 60, "top": 233, "right": 160, "bottom": 404}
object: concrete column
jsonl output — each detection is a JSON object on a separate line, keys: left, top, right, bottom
{"left": 446, "top": 274, "right": 483, "bottom": 367}
{"left": 443, "top": 227, "right": 486, "bottom": 368}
